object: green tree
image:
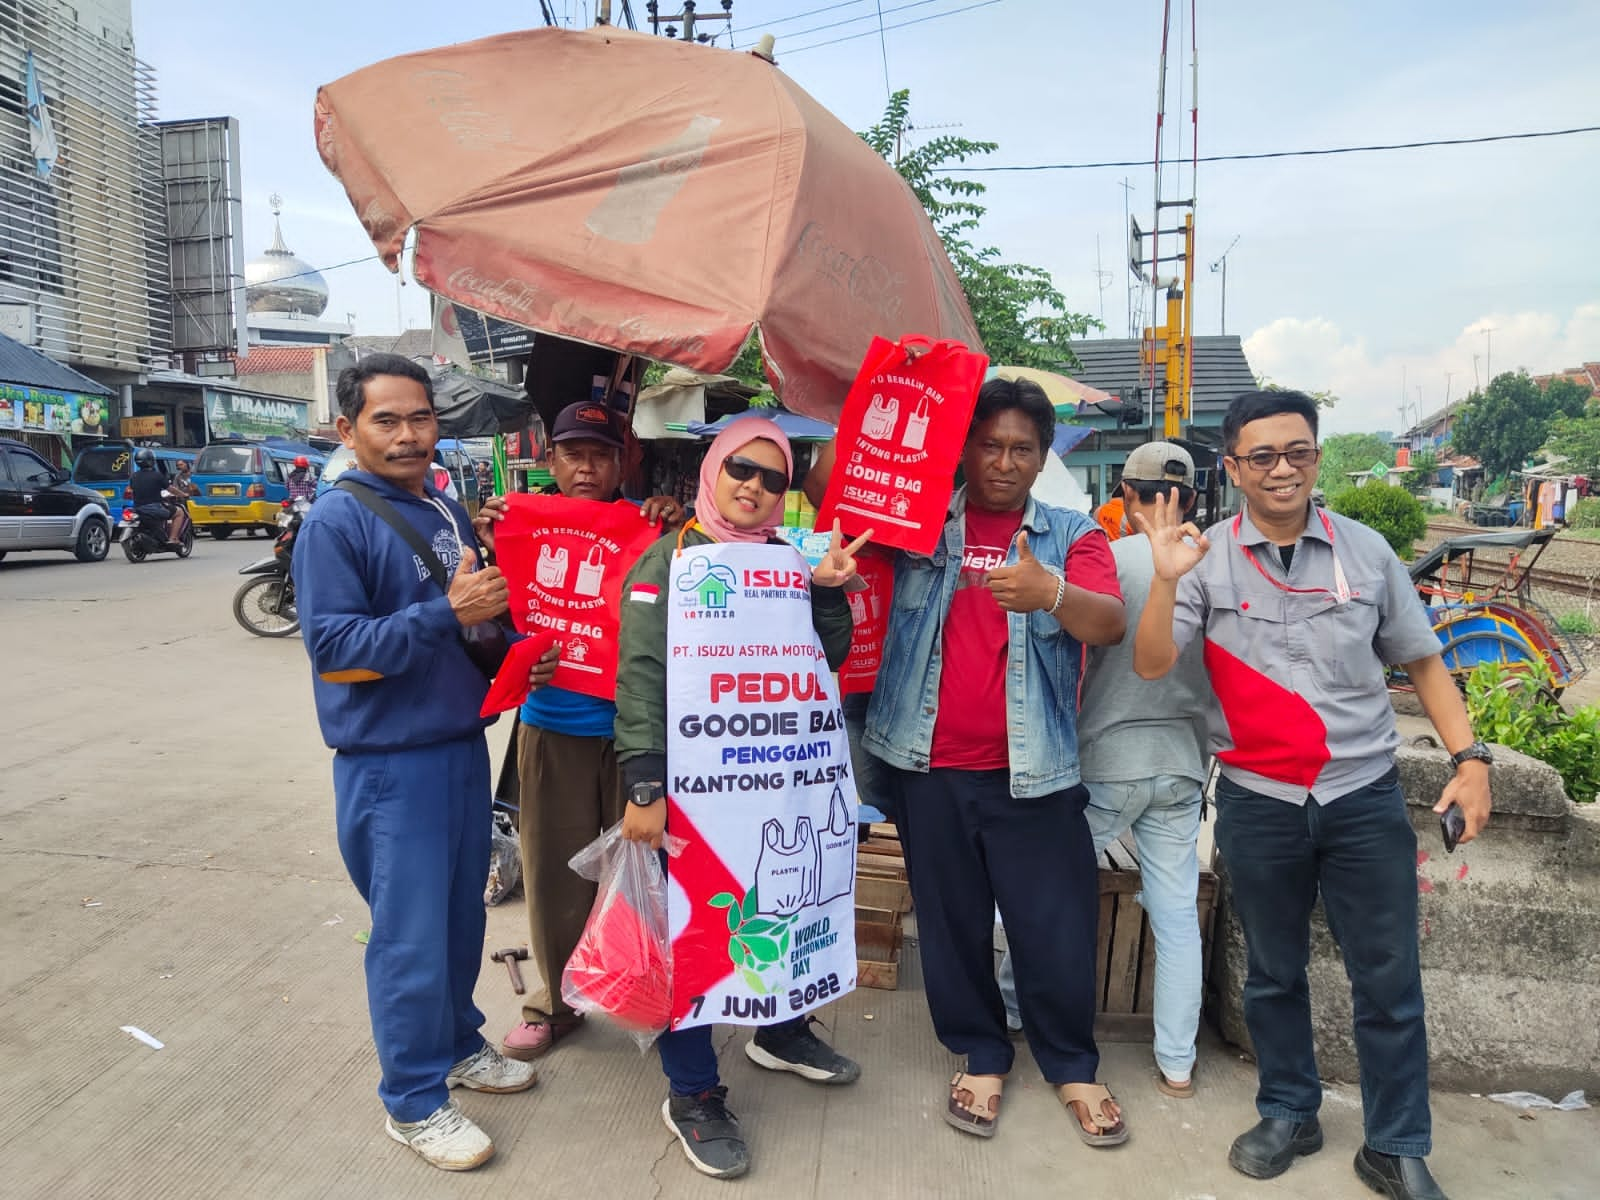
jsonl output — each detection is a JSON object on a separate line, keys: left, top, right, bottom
{"left": 1331, "top": 481, "right": 1428, "bottom": 559}
{"left": 861, "top": 91, "right": 1098, "bottom": 369}
{"left": 1257, "top": 376, "right": 1339, "bottom": 410}
{"left": 1450, "top": 370, "right": 1588, "bottom": 481}
{"left": 1402, "top": 448, "right": 1438, "bottom": 493}
{"left": 1317, "top": 432, "right": 1393, "bottom": 498}
{"left": 1543, "top": 413, "right": 1600, "bottom": 475}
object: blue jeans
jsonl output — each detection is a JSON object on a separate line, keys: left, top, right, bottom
{"left": 999, "top": 774, "right": 1203, "bottom": 1080}
{"left": 333, "top": 735, "right": 492, "bottom": 1122}
{"left": 1214, "top": 767, "right": 1431, "bottom": 1156}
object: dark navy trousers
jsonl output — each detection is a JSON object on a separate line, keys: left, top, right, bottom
{"left": 1214, "top": 767, "right": 1432, "bottom": 1156}
{"left": 885, "top": 766, "right": 1101, "bottom": 1083}
{"left": 334, "top": 734, "right": 492, "bottom": 1122}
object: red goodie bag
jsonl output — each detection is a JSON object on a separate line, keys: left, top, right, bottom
{"left": 839, "top": 546, "right": 893, "bottom": 695}
{"left": 493, "top": 495, "right": 659, "bottom": 700}
{"left": 815, "top": 335, "right": 989, "bottom": 556}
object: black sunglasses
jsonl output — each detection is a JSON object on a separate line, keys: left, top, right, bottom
{"left": 723, "top": 455, "right": 789, "bottom": 495}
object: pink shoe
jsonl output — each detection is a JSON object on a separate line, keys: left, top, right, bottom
{"left": 501, "top": 1017, "right": 583, "bottom": 1061}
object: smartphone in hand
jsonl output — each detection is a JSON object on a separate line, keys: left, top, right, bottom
{"left": 1440, "top": 803, "right": 1466, "bottom": 853}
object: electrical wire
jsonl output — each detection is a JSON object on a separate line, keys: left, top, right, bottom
{"left": 942, "top": 125, "right": 1600, "bottom": 172}
{"left": 251, "top": 254, "right": 383, "bottom": 286}
{"left": 784, "top": 0, "right": 1003, "bottom": 54}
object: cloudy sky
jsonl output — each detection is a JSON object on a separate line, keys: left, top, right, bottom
{"left": 132, "top": 0, "right": 1598, "bottom": 434}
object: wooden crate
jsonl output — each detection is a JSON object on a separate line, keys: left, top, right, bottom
{"left": 855, "top": 826, "right": 910, "bottom": 990}
{"left": 1093, "top": 839, "right": 1218, "bottom": 1041}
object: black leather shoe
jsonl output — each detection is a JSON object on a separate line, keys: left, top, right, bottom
{"left": 1354, "top": 1146, "right": 1448, "bottom": 1199}
{"left": 1228, "top": 1116, "right": 1324, "bottom": 1179}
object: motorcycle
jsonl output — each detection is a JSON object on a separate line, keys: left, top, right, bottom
{"left": 120, "top": 496, "right": 195, "bottom": 562}
{"left": 233, "top": 498, "right": 307, "bottom": 638}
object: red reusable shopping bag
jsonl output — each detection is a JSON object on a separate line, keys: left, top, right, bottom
{"left": 814, "top": 335, "right": 989, "bottom": 556}
{"left": 493, "top": 495, "right": 659, "bottom": 699}
{"left": 562, "top": 828, "right": 673, "bottom": 1045}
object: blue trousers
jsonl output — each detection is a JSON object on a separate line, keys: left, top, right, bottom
{"left": 1214, "top": 767, "right": 1431, "bottom": 1156}
{"left": 333, "top": 735, "right": 492, "bottom": 1122}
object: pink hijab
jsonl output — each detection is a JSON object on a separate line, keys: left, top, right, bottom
{"left": 694, "top": 417, "right": 794, "bottom": 544}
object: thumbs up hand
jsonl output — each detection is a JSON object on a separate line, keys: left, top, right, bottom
{"left": 985, "top": 530, "right": 1060, "bottom": 614}
{"left": 448, "top": 545, "right": 510, "bottom": 625}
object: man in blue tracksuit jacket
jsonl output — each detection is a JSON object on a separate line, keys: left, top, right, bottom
{"left": 294, "top": 353, "right": 541, "bottom": 1172}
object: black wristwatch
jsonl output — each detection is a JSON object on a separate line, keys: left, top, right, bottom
{"left": 629, "top": 781, "right": 665, "bottom": 807}
{"left": 1450, "top": 741, "right": 1494, "bottom": 770}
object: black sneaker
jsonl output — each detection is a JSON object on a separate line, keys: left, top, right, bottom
{"left": 661, "top": 1087, "right": 750, "bottom": 1180}
{"left": 746, "top": 1017, "right": 862, "bottom": 1085}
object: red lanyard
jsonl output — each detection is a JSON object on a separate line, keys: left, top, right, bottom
{"left": 1232, "top": 508, "right": 1351, "bottom": 603}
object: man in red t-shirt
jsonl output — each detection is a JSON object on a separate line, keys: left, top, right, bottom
{"left": 862, "top": 378, "right": 1128, "bottom": 1146}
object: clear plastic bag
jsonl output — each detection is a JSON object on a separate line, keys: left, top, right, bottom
{"left": 483, "top": 811, "right": 521, "bottom": 907}
{"left": 561, "top": 824, "right": 673, "bottom": 1049}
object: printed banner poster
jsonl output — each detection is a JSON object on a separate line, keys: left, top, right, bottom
{"left": 666, "top": 541, "right": 858, "bottom": 1030}
{"left": 814, "top": 335, "right": 988, "bottom": 556}
{"left": 206, "top": 391, "right": 309, "bottom": 440}
{"left": 494, "top": 494, "right": 658, "bottom": 699}
{"left": 4, "top": 383, "right": 110, "bottom": 435}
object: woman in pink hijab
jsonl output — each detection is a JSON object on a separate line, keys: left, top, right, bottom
{"left": 609, "top": 416, "right": 870, "bottom": 1181}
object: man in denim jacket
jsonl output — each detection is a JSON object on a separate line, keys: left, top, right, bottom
{"left": 864, "top": 377, "right": 1129, "bottom": 1145}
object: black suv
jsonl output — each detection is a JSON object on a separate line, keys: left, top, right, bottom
{"left": 0, "top": 437, "right": 113, "bottom": 562}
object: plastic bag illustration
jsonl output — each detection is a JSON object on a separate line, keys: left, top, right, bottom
{"left": 861, "top": 393, "right": 899, "bottom": 441}
{"left": 902, "top": 394, "right": 930, "bottom": 450}
{"left": 536, "top": 544, "right": 570, "bottom": 590}
{"left": 574, "top": 544, "right": 605, "bottom": 597}
{"left": 754, "top": 817, "right": 818, "bottom": 917}
{"left": 814, "top": 785, "right": 857, "bottom": 906}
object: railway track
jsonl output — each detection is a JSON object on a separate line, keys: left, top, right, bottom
{"left": 1420, "top": 520, "right": 1600, "bottom": 601}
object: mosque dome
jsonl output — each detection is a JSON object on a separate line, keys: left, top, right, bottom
{"left": 245, "top": 196, "right": 330, "bottom": 318}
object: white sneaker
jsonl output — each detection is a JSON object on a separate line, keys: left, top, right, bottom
{"left": 385, "top": 1100, "right": 494, "bottom": 1171}
{"left": 446, "top": 1042, "right": 539, "bottom": 1094}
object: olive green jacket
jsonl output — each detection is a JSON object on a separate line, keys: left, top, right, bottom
{"left": 614, "top": 525, "right": 854, "bottom": 790}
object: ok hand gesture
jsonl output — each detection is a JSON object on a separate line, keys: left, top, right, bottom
{"left": 811, "top": 519, "right": 873, "bottom": 589}
{"left": 986, "top": 530, "right": 1057, "bottom": 613}
{"left": 1130, "top": 488, "right": 1211, "bottom": 581}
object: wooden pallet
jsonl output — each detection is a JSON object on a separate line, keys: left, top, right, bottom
{"left": 856, "top": 825, "right": 910, "bottom": 990}
{"left": 1093, "top": 836, "right": 1218, "bottom": 1041}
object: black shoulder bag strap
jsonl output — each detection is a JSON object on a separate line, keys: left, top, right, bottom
{"left": 335, "top": 477, "right": 451, "bottom": 590}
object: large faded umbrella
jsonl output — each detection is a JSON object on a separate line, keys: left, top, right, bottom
{"left": 314, "top": 26, "right": 981, "bottom": 423}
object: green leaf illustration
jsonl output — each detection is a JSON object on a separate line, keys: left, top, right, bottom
{"left": 778, "top": 927, "right": 791, "bottom": 956}
{"left": 740, "top": 967, "right": 768, "bottom": 994}
{"left": 726, "top": 904, "right": 742, "bottom": 933}
{"left": 740, "top": 886, "right": 760, "bottom": 922}
{"left": 708, "top": 893, "right": 736, "bottom": 909}
{"left": 739, "top": 917, "right": 777, "bottom": 935}
{"left": 742, "top": 934, "right": 782, "bottom": 964}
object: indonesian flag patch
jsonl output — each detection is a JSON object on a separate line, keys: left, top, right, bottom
{"left": 629, "top": 583, "right": 660, "bottom": 604}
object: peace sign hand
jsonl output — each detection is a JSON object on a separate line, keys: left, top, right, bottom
{"left": 1130, "top": 488, "right": 1211, "bottom": 581}
{"left": 811, "top": 519, "right": 873, "bottom": 589}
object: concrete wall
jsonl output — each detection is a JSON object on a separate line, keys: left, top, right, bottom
{"left": 1209, "top": 744, "right": 1600, "bottom": 1096}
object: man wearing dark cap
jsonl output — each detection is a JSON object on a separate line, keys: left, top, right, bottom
{"left": 488, "top": 401, "right": 685, "bottom": 1060}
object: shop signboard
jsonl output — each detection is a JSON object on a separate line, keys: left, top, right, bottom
{"left": 2, "top": 382, "right": 111, "bottom": 435}
{"left": 205, "top": 390, "right": 309, "bottom": 440}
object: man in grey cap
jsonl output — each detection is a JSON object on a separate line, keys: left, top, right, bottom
{"left": 1001, "top": 441, "right": 1210, "bottom": 1099}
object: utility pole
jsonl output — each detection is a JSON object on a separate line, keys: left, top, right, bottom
{"left": 645, "top": 0, "right": 732, "bottom": 42}
{"left": 1483, "top": 326, "right": 1494, "bottom": 384}
{"left": 1209, "top": 235, "right": 1240, "bottom": 335}
{"left": 1119, "top": 178, "right": 1135, "bottom": 338}
{"left": 1472, "top": 354, "right": 1481, "bottom": 393}
{"left": 1093, "top": 235, "right": 1112, "bottom": 329}
{"left": 1444, "top": 370, "right": 1455, "bottom": 435}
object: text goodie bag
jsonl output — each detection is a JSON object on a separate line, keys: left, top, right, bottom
{"left": 814, "top": 335, "right": 989, "bottom": 557}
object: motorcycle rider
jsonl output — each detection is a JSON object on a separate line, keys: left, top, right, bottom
{"left": 166, "top": 460, "right": 198, "bottom": 542}
{"left": 287, "top": 455, "right": 317, "bottom": 504}
{"left": 128, "top": 449, "right": 175, "bottom": 546}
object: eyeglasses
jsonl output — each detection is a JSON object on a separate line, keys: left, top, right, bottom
{"left": 723, "top": 455, "right": 789, "bottom": 495}
{"left": 1231, "top": 446, "right": 1320, "bottom": 472}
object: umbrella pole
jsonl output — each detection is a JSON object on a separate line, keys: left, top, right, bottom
{"left": 492, "top": 434, "right": 509, "bottom": 495}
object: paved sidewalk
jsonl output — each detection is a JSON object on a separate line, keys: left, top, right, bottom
{"left": 1, "top": 546, "right": 1593, "bottom": 1198}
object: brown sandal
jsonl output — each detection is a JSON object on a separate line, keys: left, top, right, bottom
{"left": 945, "top": 1072, "right": 1004, "bottom": 1138}
{"left": 1155, "top": 1070, "right": 1195, "bottom": 1100}
{"left": 1057, "top": 1082, "right": 1129, "bottom": 1147}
